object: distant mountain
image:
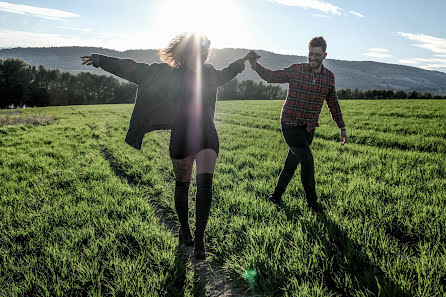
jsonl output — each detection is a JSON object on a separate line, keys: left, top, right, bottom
{"left": 1, "top": 46, "right": 446, "bottom": 94}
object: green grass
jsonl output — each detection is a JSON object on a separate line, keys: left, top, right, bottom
{"left": 1, "top": 100, "right": 445, "bottom": 296}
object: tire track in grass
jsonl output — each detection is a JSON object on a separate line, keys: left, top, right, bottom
{"left": 70, "top": 106, "right": 86, "bottom": 118}
{"left": 277, "top": 202, "right": 411, "bottom": 297}
{"left": 215, "top": 116, "right": 446, "bottom": 154}
{"left": 101, "top": 103, "right": 441, "bottom": 295}
{"left": 216, "top": 120, "right": 444, "bottom": 255}
{"left": 215, "top": 115, "right": 426, "bottom": 295}
{"left": 100, "top": 146, "right": 249, "bottom": 297}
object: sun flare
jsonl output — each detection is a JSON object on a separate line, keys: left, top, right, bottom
{"left": 151, "top": 0, "right": 246, "bottom": 49}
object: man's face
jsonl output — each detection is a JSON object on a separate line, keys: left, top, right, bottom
{"left": 308, "top": 47, "right": 327, "bottom": 69}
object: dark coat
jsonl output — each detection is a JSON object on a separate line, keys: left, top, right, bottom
{"left": 91, "top": 54, "right": 245, "bottom": 150}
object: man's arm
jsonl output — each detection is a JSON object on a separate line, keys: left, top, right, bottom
{"left": 250, "top": 61, "right": 293, "bottom": 84}
{"left": 247, "top": 50, "right": 292, "bottom": 83}
{"left": 326, "top": 78, "right": 348, "bottom": 145}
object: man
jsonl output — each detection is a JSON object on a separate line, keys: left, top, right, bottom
{"left": 248, "top": 37, "right": 347, "bottom": 212}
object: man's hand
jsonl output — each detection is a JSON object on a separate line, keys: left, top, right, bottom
{"left": 340, "top": 128, "right": 348, "bottom": 146}
{"left": 81, "top": 56, "right": 92, "bottom": 65}
{"left": 242, "top": 50, "right": 260, "bottom": 66}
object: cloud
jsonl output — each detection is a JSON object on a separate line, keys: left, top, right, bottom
{"left": 0, "top": 2, "right": 79, "bottom": 20}
{"left": 419, "top": 64, "right": 446, "bottom": 71}
{"left": 268, "top": 0, "right": 342, "bottom": 15}
{"left": 349, "top": 10, "right": 364, "bottom": 18}
{"left": 0, "top": 30, "right": 103, "bottom": 48}
{"left": 368, "top": 48, "right": 389, "bottom": 52}
{"left": 398, "top": 58, "right": 446, "bottom": 64}
{"left": 397, "top": 33, "right": 446, "bottom": 72}
{"left": 0, "top": 29, "right": 162, "bottom": 51}
{"left": 398, "top": 32, "right": 446, "bottom": 54}
{"left": 56, "top": 26, "right": 92, "bottom": 33}
{"left": 398, "top": 57, "right": 446, "bottom": 72}
{"left": 364, "top": 52, "right": 392, "bottom": 58}
{"left": 363, "top": 48, "right": 392, "bottom": 58}
{"left": 398, "top": 59, "right": 419, "bottom": 64}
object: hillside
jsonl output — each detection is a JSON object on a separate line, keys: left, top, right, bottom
{"left": 1, "top": 46, "right": 446, "bottom": 94}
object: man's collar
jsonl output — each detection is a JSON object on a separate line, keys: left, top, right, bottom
{"left": 305, "top": 63, "right": 325, "bottom": 74}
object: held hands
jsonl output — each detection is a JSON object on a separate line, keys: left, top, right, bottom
{"left": 242, "top": 50, "right": 260, "bottom": 66}
{"left": 81, "top": 56, "right": 92, "bottom": 65}
{"left": 340, "top": 128, "right": 348, "bottom": 146}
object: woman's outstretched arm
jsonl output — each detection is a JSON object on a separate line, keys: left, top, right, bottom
{"left": 213, "top": 51, "right": 260, "bottom": 87}
{"left": 81, "top": 54, "right": 152, "bottom": 85}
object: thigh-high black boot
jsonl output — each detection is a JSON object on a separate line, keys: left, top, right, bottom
{"left": 194, "top": 173, "right": 213, "bottom": 260}
{"left": 174, "top": 181, "right": 193, "bottom": 246}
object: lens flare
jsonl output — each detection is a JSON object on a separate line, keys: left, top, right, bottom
{"left": 242, "top": 269, "right": 257, "bottom": 288}
{"left": 185, "top": 34, "right": 204, "bottom": 154}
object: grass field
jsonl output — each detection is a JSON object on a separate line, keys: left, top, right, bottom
{"left": 0, "top": 99, "right": 445, "bottom": 296}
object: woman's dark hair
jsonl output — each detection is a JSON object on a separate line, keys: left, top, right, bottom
{"left": 159, "top": 32, "right": 211, "bottom": 68}
{"left": 309, "top": 36, "right": 327, "bottom": 52}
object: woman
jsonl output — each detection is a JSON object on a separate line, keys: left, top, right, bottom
{"left": 81, "top": 33, "right": 257, "bottom": 260}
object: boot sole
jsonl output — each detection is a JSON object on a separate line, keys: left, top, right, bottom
{"left": 194, "top": 240, "right": 206, "bottom": 260}
{"left": 179, "top": 232, "right": 194, "bottom": 246}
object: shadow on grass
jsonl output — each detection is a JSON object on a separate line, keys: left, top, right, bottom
{"left": 166, "top": 245, "right": 207, "bottom": 297}
{"left": 280, "top": 192, "right": 410, "bottom": 297}
{"left": 100, "top": 147, "right": 246, "bottom": 296}
{"left": 100, "top": 147, "right": 197, "bottom": 295}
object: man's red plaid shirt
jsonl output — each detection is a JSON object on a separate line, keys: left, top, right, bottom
{"left": 252, "top": 62, "right": 345, "bottom": 131}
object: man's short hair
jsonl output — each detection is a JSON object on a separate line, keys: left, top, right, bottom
{"left": 309, "top": 37, "right": 327, "bottom": 52}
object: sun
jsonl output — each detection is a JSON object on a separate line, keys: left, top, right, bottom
{"left": 151, "top": 0, "right": 247, "bottom": 49}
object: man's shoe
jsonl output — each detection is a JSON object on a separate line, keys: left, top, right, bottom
{"left": 267, "top": 186, "right": 285, "bottom": 205}
{"left": 307, "top": 199, "right": 319, "bottom": 213}
{"left": 304, "top": 185, "right": 320, "bottom": 213}
{"left": 268, "top": 194, "right": 281, "bottom": 205}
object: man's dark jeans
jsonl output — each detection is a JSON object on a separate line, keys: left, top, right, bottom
{"left": 276, "top": 124, "right": 315, "bottom": 191}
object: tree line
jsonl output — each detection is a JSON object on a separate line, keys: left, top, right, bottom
{"left": 217, "top": 78, "right": 287, "bottom": 100}
{"left": 336, "top": 88, "right": 446, "bottom": 100}
{"left": 0, "top": 58, "right": 136, "bottom": 109}
{"left": 1, "top": 58, "right": 445, "bottom": 108}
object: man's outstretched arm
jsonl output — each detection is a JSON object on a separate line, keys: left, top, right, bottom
{"left": 248, "top": 51, "right": 292, "bottom": 84}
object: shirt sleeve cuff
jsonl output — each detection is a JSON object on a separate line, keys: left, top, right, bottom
{"left": 91, "top": 53, "right": 100, "bottom": 68}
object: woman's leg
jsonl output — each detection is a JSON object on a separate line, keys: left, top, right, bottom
{"left": 193, "top": 148, "right": 217, "bottom": 259}
{"left": 171, "top": 156, "right": 195, "bottom": 245}
{"left": 171, "top": 155, "right": 195, "bottom": 182}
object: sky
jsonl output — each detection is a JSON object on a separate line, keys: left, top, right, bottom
{"left": 1, "top": 0, "right": 446, "bottom": 72}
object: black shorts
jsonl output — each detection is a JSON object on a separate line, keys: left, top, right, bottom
{"left": 169, "top": 124, "right": 219, "bottom": 159}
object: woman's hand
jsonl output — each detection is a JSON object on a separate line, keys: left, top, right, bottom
{"left": 81, "top": 56, "right": 92, "bottom": 65}
{"left": 242, "top": 50, "right": 260, "bottom": 65}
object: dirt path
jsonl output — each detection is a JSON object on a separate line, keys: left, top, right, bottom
{"left": 101, "top": 146, "right": 250, "bottom": 297}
